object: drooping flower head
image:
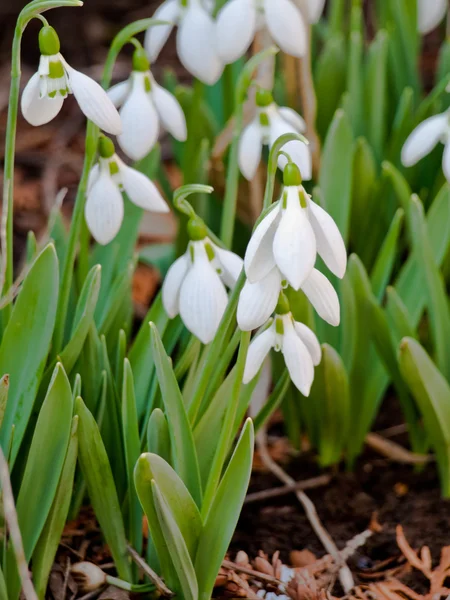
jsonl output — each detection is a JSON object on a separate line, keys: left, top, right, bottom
{"left": 108, "top": 47, "right": 187, "bottom": 161}
{"left": 243, "top": 292, "right": 321, "bottom": 396}
{"left": 21, "top": 26, "right": 121, "bottom": 134}
{"left": 85, "top": 136, "right": 169, "bottom": 245}
{"left": 162, "top": 217, "right": 243, "bottom": 343}
{"left": 239, "top": 89, "right": 312, "bottom": 181}
{"left": 401, "top": 110, "right": 450, "bottom": 181}
{"left": 145, "top": 0, "right": 223, "bottom": 85}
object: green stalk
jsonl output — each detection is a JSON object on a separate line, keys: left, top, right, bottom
{"left": 1, "top": 0, "right": 82, "bottom": 328}
{"left": 201, "top": 331, "right": 250, "bottom": 519}
{"left": 52, "top": 17, "right": 167, "bottom": 356}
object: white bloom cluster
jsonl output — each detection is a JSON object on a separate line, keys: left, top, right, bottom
{"left": 238, "top": 162, "right": 347, "bottom": 395}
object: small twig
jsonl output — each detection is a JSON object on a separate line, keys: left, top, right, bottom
{"left": 365, "top": 433, "right": 431, "bottom": 465}
{"left": 0, "top": 447, "right": 38, "bottom": 600}
{"left": 256, "top": 430, "right": 354, "bottom": 593}
{"left": 126, "top": 543, "right": 174, "bottom": 597}
{"left": 222, "top": 559, "right": 282, "bottom": 587}
{"left": 245, "top": 474, "right": 331, "bottom": 504}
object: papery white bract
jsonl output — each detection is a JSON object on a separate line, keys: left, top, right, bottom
{"left": 144, "top": 0, "right": 223, "bottom": 85}
{"left": 401, "top": 111, "right": 450, "bottom": 181}
{"left": 238, "top": 89, "right": 311, "bottom": 181}
{"left": 417, "top": 0, "right": 447, "bottom": 34}
{"left": 162, "top": 220, "right": 243, "bottom": 344}
{"left": 21, "top": 26, "right": 121, "bottom": 134}
{"left": 243, "top": 310, "right": 321, "bottom": 396}
{"left": 85, "top": 137, "right": 169, "bottom": 245}
{"left": 216, "top": 0, "right": 308, "bottom": 64}
{"left": 108, "top": 48, "right": 187, "bottom": 161}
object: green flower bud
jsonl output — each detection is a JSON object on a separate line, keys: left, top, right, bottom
{"left": 39, "top": 26, "right": 61, "bottom": 56}
{"left": 98, "top": 136, "right": 116, "bottom": 159}
{"left": 187, "top": 217, "right": 207, "bottom": 241}
{"left": 132, "top": 47, "right": 150, "bottom": 72}
{"left": 256, "top": 88, "right": 273, "bottom": 107}
{"left": 275, "top": 292, "right": 290, "bottom": 315}
{"left": 283, "top": 163, "right": 302, "bottom": 187}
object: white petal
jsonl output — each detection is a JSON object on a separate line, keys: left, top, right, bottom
{"left": 301, "top": 269, "right": 340, "bottom": 326}
{"left": 293, "top": 321, "right": 321, "bottom": 366}
{"left": 273, "top": 188, "right": 316, "bottom": 290}
{"left": 162, "top": 254, "right": 189, "bottom": 318}
{"left": 213, "top": 245, "right": 243, "bottom": 288}
{"left": 401, "top": 113, "right": 447, "bottom": 167}
{"left": 308, "top": 199, "right": 347, "bottom": 278}
{"left": 117, "top": 76, "right": 159, "bottom": 161}
{"left": 179, "top": 243, "right": 228, "bottom": 344}
{"left": 177, "top": 3, "right": 223, "bottom": 85}
{"left": 282, "top": 319, "right": 314, "bottom": 396}
{"left": 305, "top": 0, "right": 326, "bottom": 23}
{"left": 244, "top": 203, "right": 281, "bottom": 283}
{"left": 443, "top": 141, "right": 450, "bottom": 182}
{"left": 64, "top": 63, "right": 122, "bottom": 135}
{"left": 278, "top": 106, "right": 306, "bottom": 133}
{"left": 21, "top": 72, "right": 64, "bottom": 126}
{"left": 417, "top": 0, "right": 447, "bottom": 34}
{"left": 151, "top": 80, "right": 187, "bottom": 141}
{"left": 87, "top": 163, "right": 100, "bottom": 192}
{"left": 107, "top": 79, "right": 130, "bottom": 107}
{"left": 243, "top": 327, "right": 276, "bottom": 384}
{"left": 144, "top": 0, "right": 178, "bottom": 61}
{"left": 238, "top": 119, "right": 264, "bottom": 180}
{"left": 264, "top": 0, "right": 307, "bottom": 57}
{"left": 118, "top": 161, "right": 169, "bottom": 212}
{"left": 269, "top": 112, "right": 312, "bottom": 180}
{"left": 237, "top": 267, "right": 282, "bottom": 331}
{"left": 85, "top": 171, "right": 124, "bottom": 245}
{"left": 248, "top": 356, "right": 272, "bottom": 418}
{"left": 216, "top": 0, "right": 257, "bottom": 64}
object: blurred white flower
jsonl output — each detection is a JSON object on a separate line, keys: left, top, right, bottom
{"left": 21, "top": 26, "right": 121, "bottom": 134}
{"left": 237, "top": 266, "right": 340, "bottom": 331}
{"left": 144, "top": 0, "right": 223, "bottom": 84}
{"left": 401, "top": 111, "right": 450, "bottom": 181}
{"left": 305, "top": 0, "right": 326, "bottom": 23}
{"left": 239, "top": 89, "right": 311, "bottom": 181}
{"left": 216, "top": 0, "right": 308, "bottom": 64}
{"left": 417, "top": 0, "right": 447, "bottom": 34}
{"left": 243, "top": 163, "right": 346, "bottom": 290}
{"left": 162, "top": 219, "right": 243, "bottom": 343}
{"left": 85, "top": 137, "right": 169, "bottom": 245}
{"left": 243, "top": 298, "right": 321, "bottom": 395}
{"left": 107, "top": 48, "right": 187, "bottom": 161}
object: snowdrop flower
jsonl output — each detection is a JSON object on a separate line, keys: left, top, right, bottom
{"left": 216, "top": 0, "right": 308, "bottom": 64}
{"left": 244, "top": 162, "right": 347, "bottom": 289}
{"left": 243, "top": 293, "right": 321, "bottom": 396}
{"left": 21, "top": 26, "right": 121, "bottom": 134}
{"left": 239, "top": 89, "right": 311, "bottom": 181}
{"left": 237, "top": 266, "right": 340, "bottom": 331}
{"left": 401, "top": 110, "right": 450, "bottom": 181}
{"left": 85, "top": 137, "right": 169, "bottom": 245}
{"left": 107, "top": 47, "right": 187, "bottom": 161}
{"left": 417, "top": 0, "right": 447, "bottom": 34}
{"left": 144, "top": 0, "right": 223, "bottom": 85}
{"left": 162, "top": 217, "right": 243, "bottom": 343}
{"left": 306, "top": 0, "right": 326, "bottom": 23}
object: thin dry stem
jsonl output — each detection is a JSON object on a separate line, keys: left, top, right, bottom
{"left": 126, "top": 543, "right": 174, "bottom": 597}
{"left": 245, "top": 473, "right": 331, "bottom": 504}
{"left": 365, "top": 433, "right": 431, "bottom": 465}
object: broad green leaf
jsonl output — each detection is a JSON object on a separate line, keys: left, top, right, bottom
{"left": 0, "top": 244, "right": 59, "bottom": 463}
{"left": 33, "top": 416, "right": 78, "bottom": 599}
{"left": 399, "top": 338, "right": 450, "bottom": 496}
{"left": 147, "top": 408, "right": 171, "bottom": 464}
{"left": 75, "top": 397, "right": 131, "bottom": 581}
{"left": 153, "top": 482, "right": 199, "bottom": 600}
{"left": 150, "top": 323, "right": 202, "bottom": 506}
{"left": 195, "top": 419, "right": 254, "bottom": 600}
{"left": 385, "top": 287, "right": 416, "bottom": 340}
{"left": 25, "top": 231, "right": 37, "bottom": 265}
{"left": 253, "top": 370, "right": 290, "bottom": 432}
{"left": 386, "top": 87, "right": 415, "bottom": 163}
{"left": 346, "top": 22, "right": 364, "bottom": 137}
{"left": 121, "top": 359, "right": 143, "bottom": 554}
{"left": 6, "top": 363, "right": 72, "bottom": 600}
{"left": 319, "top": 109, "right": 353, "bottom": 242}
{"left": 364, "top": 30, "right": 389, "bottom": 161}
{"left": 370, "top": 208, "right": 404, "bottom": 300}
{"left": 140, "top": 454, "right": 201, "bottom": 558}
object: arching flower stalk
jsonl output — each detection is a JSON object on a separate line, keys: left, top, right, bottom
{"left": 21, "top": 25, "right": 121, "bottom": 134}
{"left": 85, "top": 136, "right": 169, "bottom": 245}
{"left": 144, "top": 0, "right": 223, "bottom": 85}
{"left": 107, "top": 46, "right": 187, "bottom": 161}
